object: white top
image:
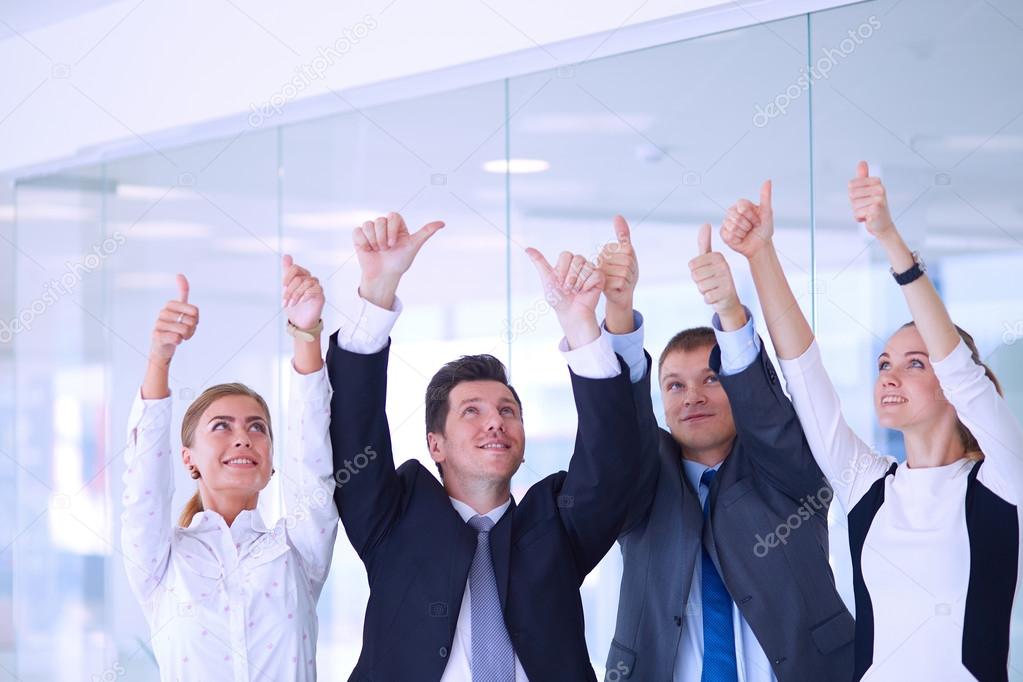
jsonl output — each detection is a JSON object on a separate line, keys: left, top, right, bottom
{"left": 334, "top": 290, "right": 629, "bottom": 682}
{"left": 606, "top": 310, "right": 776, "bottom": 682}
{"left": 779, "top": 338, "right": 1023, "bottom": 680}
{"left": 120, "top": 365, "right": 339, "bottom": 682}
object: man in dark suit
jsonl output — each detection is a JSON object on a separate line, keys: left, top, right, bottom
{"left": 326, "top": 212, "right": 657, "bottom": 681}
{"left": 598, "top": 213, "right": 854, "bottom": 681}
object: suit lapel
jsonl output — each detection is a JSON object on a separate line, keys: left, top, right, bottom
{"left": 448, "top": 509, "right": 477, "bottom": 643}
{"left": 490, "top": 498, "right": 515, "bottom": 610}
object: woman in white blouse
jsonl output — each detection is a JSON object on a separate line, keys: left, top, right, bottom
{"left": 121, "top": 256, "right": 339, "bottom": 681}
{"left": 716, "top": 164, "right": 1023, "bottom": 681}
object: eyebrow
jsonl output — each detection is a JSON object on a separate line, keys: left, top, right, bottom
{"left": 877, "top": 351, "right": 929, "bottom": 361}
{"left": 207, "top": 415, "right": 267, "bottom": 424}
{"left": 457, "top": 397, "right": 519, "bottom": 408}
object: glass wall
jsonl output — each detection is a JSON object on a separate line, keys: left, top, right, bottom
{"left": 5, "top": 0, "right": 1022, "bottom": 678}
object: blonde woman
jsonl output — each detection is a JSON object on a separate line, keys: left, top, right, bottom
{"left": 716, "top": 166, "right": 1023, "bottom": 681}
{"left": 121, "top": 257, "right": 338, "bottom": 680}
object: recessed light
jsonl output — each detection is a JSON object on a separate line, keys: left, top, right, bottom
{"left": 482, "top": 159, "right": 550, "bottom": 174}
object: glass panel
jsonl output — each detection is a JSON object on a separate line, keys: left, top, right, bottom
{"left": 810, "top": 0, "right": 1023, "bottom": 642}
{"left": 279, "top": 80, "right": 508, "bottom": 673}
{"left": 0, "top": 173, "right": 16, "bottom": 676}
{"left": 508, "top": 16, "right": 813, "bottom": 673}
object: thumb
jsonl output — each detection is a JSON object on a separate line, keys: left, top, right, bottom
{"left": 759, "top": 179, "right": 773, "bottom": 214}
{"left": 857, "top": 160, "right": 869, "bottom": 179}
{"left": 525, "top": 247, "right": 555, "bottom": 281}
{"left": 697, "top": 223, "right": 711, "bottom": 256}
{"left": 176, "top": 274, "right": 189, "bottom": 304}
{"left": 410, "top": 220, "right": 445, "bottom": 251}
{"left": 282, "top": 254, "right": 293, "bottom": 271}
{"left": 613, "top": 215, "right": 631, "bottom": 244}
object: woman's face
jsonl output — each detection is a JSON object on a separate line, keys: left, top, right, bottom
{"left": 182, "top": 394, "right": 273, "bottom": 497}
{"left": 874, "top": 325, "right": 955, "bottom": 431}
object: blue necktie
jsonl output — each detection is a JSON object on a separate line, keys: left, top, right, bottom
{"left": 468, "top": 514, "right": 515, "bottom": 681}
{"left": 700, "top": 469, "right": 738, "bottom": 682}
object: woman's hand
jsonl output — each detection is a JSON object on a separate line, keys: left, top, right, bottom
{"left": 143, "top": 274, "right": 198, "bottom": 399}
{"left": 282, "top": 255, "right": 324, "bottom": 330}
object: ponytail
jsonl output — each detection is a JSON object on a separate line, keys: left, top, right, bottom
{"left": 178, "top": 491, "right": 204, "bottom": 527}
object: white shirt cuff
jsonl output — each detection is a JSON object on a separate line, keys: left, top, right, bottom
{"left": 334, "top": 290, "right": 403, "bottom": 354}
{"left": 603, "top": 310, "right": 646, "bottom": 383}
{"left": 558, "top": 329, "right": 621, "bottom": 379}
{"left": 288, "top": 363, "right": 331, "bottom": 402}
{"left": 711, "top": 306, "right": 760, "bottom": 376}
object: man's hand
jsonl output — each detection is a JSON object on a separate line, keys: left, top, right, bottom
{"left": 597, "top": 215, "right": 638, "bottom": 334}
{"left": 150, "top": 274, "right": 199, "bottom": 364}
{"left": 720, "top": 179, "right": 774, "bottom": 260}
{"left": 282, "top": 254, "right": 325, "bottom": 330}
{"left": 526, "top": 248, "right": 604, "bottom": 350}
{"left": 689, "top": 224, "right": 747, "bottom": 331}
{"left": 353, "top": 212, "right": 445, "bottom": 310}
{"left": 848, "top": 161, "right": 896, "bottom": 240}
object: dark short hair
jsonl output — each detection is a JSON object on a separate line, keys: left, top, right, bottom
{"left": 425, "top": 354, "right": 523, "bottom": 477}
{"left": 658, "top": 326, "right": 717, "bottom": 375}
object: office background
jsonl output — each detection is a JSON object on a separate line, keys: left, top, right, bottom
{"left": 2, "top": 0, "right": 1023, "bottom": 678}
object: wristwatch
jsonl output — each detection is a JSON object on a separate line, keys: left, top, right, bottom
{"left": 891, "top": 251, "right": 926, "bottom": 286}
{"left": 286, "top": 318, "right": 324, "bottom": 342}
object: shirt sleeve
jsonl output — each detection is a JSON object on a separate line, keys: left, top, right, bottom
{"left": 120, "top": 390, "right": 175, "bottom": 607}
{"left": 778, "top": 340, "right": 895, "bottom": 511}
{"left": 559, "top": 328, "right": 622, "bottom": 379}
{"left": 933, "top": 339, "right": 1023, "bottom": 505}
{"left": 603, "top": 310, "right": 647, "bottom": 384}
{"left": 281, "top": 363, "right": 339, "bottom": 601}
{"left": 333, "top": 290, "right": 403, "bottom": 354}
{"left": 711, "top": 307, "right": 760, "bottom": 376}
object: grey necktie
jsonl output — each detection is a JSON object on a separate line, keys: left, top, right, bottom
{"left": 468, "top": 514, "right": 515, "bottom": 681}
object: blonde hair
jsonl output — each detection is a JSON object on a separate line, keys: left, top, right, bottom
{"left": 177, "top": 383, "right": 273, "bottom": 527}
{"left": 898, "top": 322, "right": 1003, "bottom": 461}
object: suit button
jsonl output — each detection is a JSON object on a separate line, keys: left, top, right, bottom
{"left": 773, "top": 657, "right": 786, "bottom": 665}
{"left": 439, "top": 646, "right": 448, "bottom": 658}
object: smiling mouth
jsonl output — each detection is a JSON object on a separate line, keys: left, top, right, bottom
{"left": 880, "top": 395, "right": 908, "bottom": 406}
{"left": 683, "top": 414, "right": 713, "bottom": 422}
{"left": 478, "top": 442, "right": 511, "bottom": 451}
{"left": 222, "top": 457, "right": 258, "bottom": 467}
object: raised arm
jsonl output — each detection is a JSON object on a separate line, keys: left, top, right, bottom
{"left": 122, "top": 275, "right": 198, "bottom": 604}
{"left": 279, "top": 256, "right": 338, "bottom": 597}
{"left": 526, "top": 245, "right": 650, "bottom": 574}
{"left": 720, "top": 183, "right": 891, "bottom": 509}
{"left": 328, "top": 213, "right": 444, "bottom": 561}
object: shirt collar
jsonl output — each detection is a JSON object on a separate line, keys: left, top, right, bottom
{"left": 448, "top": 496, "right": 512, "bottom": 524}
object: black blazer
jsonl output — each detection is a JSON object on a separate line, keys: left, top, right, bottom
{"left": 327, "top": 334, "right": 658, "bottom": 681}
{"left": 607, "top": 341, "right": 855, "bottom": 681}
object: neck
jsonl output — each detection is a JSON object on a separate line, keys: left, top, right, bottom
{"left": 444, "top": 476, "right": 512, "bottom": 516}
{"left": 200, "top": 488, "right": 259, "bottom": 527}
{"left": 680, "top": 438, "right": 734, "bottom": 469}
{"left": 901, "top": 417, "right": 965, "bottom": 469}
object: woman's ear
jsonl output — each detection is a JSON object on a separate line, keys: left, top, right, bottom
{"left": 181, "top": 447, "right": 192, "bottom": 467}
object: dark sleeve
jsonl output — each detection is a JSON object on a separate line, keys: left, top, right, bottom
{"left": 713, "top": 339, "right": 831, "bottom": 508}
{"left": 619, "top": 352, "right": 660, "bottom": 536}
{"left": 327, "top": 331, "right": 403, "bottom": 561}
{"left": 558, "top": 353, "right": 657, "bottom": 576}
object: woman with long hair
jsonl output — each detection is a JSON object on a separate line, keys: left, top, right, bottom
{"left": 717, "top": 165, "right": 1023, "bottom": 680}
{"left": 120, "top": 256, "right": 338, "bottom": 680}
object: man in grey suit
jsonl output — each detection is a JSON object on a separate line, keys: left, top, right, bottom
{"left": 596, "top": 214, "right": 854, "bottom": 681}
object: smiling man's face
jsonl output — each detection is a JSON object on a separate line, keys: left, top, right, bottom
{"left": 659, "top": 344, "right": 737, "bottom": 463}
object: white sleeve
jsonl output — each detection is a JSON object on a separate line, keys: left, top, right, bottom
{"left": 603, "top": 310, "right": 647, "bottom": 383}
{"left": 120, "top": 390, "right": 175, "bottom": 607}
{"left": 711, "top": 307, "right": 760, "bottom": 376}
{"left": 933, "top": 339, "right": 1023, "bottom": 505}
{"left": 281, "top": 363, "right": 339, "bottom": 600}
{"left": 559, "top": 329, "right": 621, "bottom": 379}
{"left": 778, "top": 340, "right": 895, "bottom": 510}
{"left": 333, "top": 290, "right": 403, "bottom": 354}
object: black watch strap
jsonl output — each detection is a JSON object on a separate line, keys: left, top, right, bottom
{"left": 893, "top": 261, "right": 925, "bottom": 286}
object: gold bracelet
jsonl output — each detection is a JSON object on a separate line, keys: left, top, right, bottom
{"left": 286, "top": 318, "right": 324, "bottom": 342}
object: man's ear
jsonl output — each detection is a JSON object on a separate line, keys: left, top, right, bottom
{"left": 427, "top": 431, "right": 445, "bottom": 465}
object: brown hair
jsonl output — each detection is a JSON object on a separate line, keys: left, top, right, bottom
{"left": 898, "top": 322, "right": 1003, "bottom": 460}
{"left": 658, "top": 326, "right": 717, "bottom": 376}
{"left": 177, "top": 383, "right": 273, "bottom": 527}
{"left": 424, "top": 354, "right": 522, "bottom": 479}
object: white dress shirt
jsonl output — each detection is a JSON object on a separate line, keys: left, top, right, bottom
{"left": 120, "top": 365, "right": 339, "bottom": 681}
{"left": 606, "top": 309, "right": 776, "bottom": 682}
{"left": 334, "top": 289, "right": 626, "bottom": 682}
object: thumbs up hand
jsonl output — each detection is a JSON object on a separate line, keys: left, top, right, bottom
{"left": 721, "top": 180, "right": 774, "bottom": 260}
{"left": 848, "top": 161, "right": 896, "bottom": 239}
{"left": 689, "top": 224, "right": 745, "bottom": 329}
{"left": 149, "top": 273, "right": 200, "bottom": 363}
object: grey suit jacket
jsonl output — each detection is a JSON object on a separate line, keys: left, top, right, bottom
{"left": 606, "top": 341, "right": 854, "bottom": 681}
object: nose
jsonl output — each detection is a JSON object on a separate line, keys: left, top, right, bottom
{"left": 882, "top": 372, "right": 900, "bottom": 389}
{"left": 484, "top": 412, "right": 505, "bottom": 433}
{"left": 683, "top": 388, "right": 706, "bottom": 408}
{"left": 234, "top": 435, "right": 252, "bottom": 448}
